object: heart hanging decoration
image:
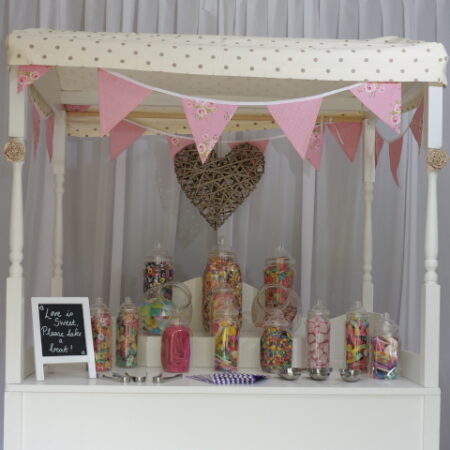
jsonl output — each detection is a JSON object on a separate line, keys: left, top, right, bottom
{"left": 174, "top": 142, "right": 265, "bottom": 229}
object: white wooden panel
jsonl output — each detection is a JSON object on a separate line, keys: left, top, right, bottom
{"left": 21, "top": 392, "right": 426, "bottom": 450}
{"left": 400, "top": 349, "right": 420, "bottom": 384}
{"left": 3, "top": 392, "right": 22, "bottom": 450}
{"left": 423, "top": 395, "right": 440, "bottom": 450}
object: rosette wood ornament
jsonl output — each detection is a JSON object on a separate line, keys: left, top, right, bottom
{"left": 426, "top": 148, "right": 449, "bottom": 170}
{"left": 4, "top": 138, "right": 25, "bottom": 163}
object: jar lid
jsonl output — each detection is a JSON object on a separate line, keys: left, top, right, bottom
{"left": 119, "top": 296, "right": 137, "bottom": 312}
{"left": 308, "top": 299, "right": 329, "bottom": 317}
{"left": 91, "top": 297, "right": 109, "bottom": 315}
{"left": 144, "top": 241, "right": 172, "bottom": 264}
{"left": 208, "top": 237, "right": 235, "bottom": 258}
{"left": 376, "top": 312, "right": 399, "bottom": 336}
{"left": 265, "top": 245, "right": 295, "bottom": 265}
{"left": 347, "top": 300, "right": 367, "bottom": 315}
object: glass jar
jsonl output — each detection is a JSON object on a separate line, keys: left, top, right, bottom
{"left": 161, "top": 283, "right": 192, "bottom": 373}
{"left": 263, "top": 247, "right": 297, "bottom": 326}
{"left": 345, "top": 301, "right": 370, "bottom": 373}
{"left": 260, "top": 314, "right": 293, "bottom": 373}
{"left": 372, "top": 313, "right": 400, "bottom": 380}
{"left": 202, "top": 239, "right": 242, "bottom": 333}
{"left": 212, "top": 287, "right": 240, "bottom": 372}
{"left": 142, "top": 242, "right": 174, "bottom": 296}
{"left": 116, "top": 297, "right": 139, "bottom": 368}
{"left": 307, "top": 300, "right": 330, "bottom": 369}
{"left": 139, "top": 288, "right": 172, "bottom": 336}
{"left": 90, "top": 297, "right": 112, "bottom": 372}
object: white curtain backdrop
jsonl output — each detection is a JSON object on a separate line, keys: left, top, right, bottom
{"left": 0, "top": 0, "right": 449, "bottom": 448}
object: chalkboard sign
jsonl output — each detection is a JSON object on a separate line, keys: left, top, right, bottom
{"left": 32, "top": 297, "right": 96, "bottom": 381}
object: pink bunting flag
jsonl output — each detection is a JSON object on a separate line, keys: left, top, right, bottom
{"left": 351, "top": 83, "right": 402, "bottom": 133}
{"left": 98, "top": 69, "right": 152, "bottom": 137}
{"left": 327, "top": 123, "right": 362, "bottom": 161}
{"left": 228, "top": 140, "right": 269, "bottom": 153}
{"left": 267, "top": 98, "right": 322, "bottom": 159}
{"left": 31, "top": 102, "right": 41, "bottom": 156}
{"left": 305, "top": 126, "right": 325, "bottom": 170}
{"left": 389, "top": 137, "right": 403, "bottom": 187}
{"left": 45, "top": 115, "right": 54, "bottom": 160}
{"left": 167, "top": 136, "right": 195, "bottom": 159}
{"left": 375, "top": 129, "right": 384, "bottom": 166}
{"left": 18, "top": 65, "right": 52, "bottom": 93}
{"left": 109, "top": 120, "right": 146, "bottom": 160}
{"left": 64, "top": 104, "right": 91, "bottom": 112}
{"left": 410, "top": 99, "right": 424, "bottom": 147}
{"left": 182, "top": 99, "right": 237, "bottom": 163}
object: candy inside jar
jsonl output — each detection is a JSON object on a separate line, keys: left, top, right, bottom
{"left": 212, "top": 287, "right": 240, "bottom": 373}
{"left": 142, "top": 242, "right": 174, "bottom": 296}
{"left": 307, "top": 300, "right": 330, "bottom": 370}
{"left": 345, "top": 301, "right": 370, "bottom": 373}
{"left": 372, "top": 312, "right": 400, "bottom": 380}
{"left": 90, "top": 297, "right": 112, "bottom": 372}
{"left": 160, "top": 282, "right": 192, "bottom": 373}
{"left": 116, "top": 297, "right": 139, "bottom": 369}
{"left": 254, "top": 284, "right": 296, "bottom": 373}
{"left": 202, "top": 238, "right": 242, "bottom": 333}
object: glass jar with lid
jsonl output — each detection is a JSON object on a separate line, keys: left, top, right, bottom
{"left": 345, "top": 301, "right": 370, "bottom": 373}
{"left": 372, "top": 313, "right": 400, "bottom": 380}
{"left": 211, "top": 287, "right": 240, "bottom": 372}
{"left": 90, "top": 297, "right": 112, "bottom": 372}
{"left": 202, "top": 238, "right": 242, "bottom": 333}
{"left": 116, "top": 297, "right": 139, "bottom": 368}
{"left": 161, "top": 282, "right": 193, "bottom": 373}
{"left": 307, "top": 300, "right": 330, "bottom": 369}
{"left": 142, "top": 241, "right": 174, "bottom": 297}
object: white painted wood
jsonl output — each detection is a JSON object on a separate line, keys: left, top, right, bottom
{"left": 400, "top": 349, "right": 420, "bottom": 384}
{"left": 31, "top": 297, "right": 96, "bottom": 381}
{"left": 13, "top": 390, "right": 431, "bottom": 450}
{"left": 109, "top": 151, "right": 127, "bottom": 313}
{"left": 51, "top": 111, "right": 66, "bottom": 297}
{"left": 3, "top": 392, "right": 22, "bottom": 450}
{"left": 362, "top": 118, "right": 375, "bottom": 312}
{"left": 8, "top": 67, "right": 26, "bottom": 138}
{"left": 423, "top": 394, "right": 441, "bottom": 450}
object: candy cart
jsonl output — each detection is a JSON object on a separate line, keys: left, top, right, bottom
{"left": 3, "top": 29, "right": 447, "bottom": 450}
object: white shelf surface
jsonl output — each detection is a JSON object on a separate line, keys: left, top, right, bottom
{"left": 7, "top": 366, "right": 439, "bottom": 396}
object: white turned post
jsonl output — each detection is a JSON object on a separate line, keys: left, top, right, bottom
{"left": 51, "top": 111, "right": 66, "bottom": 296}
{"left": 362, "top": 118, "right": 375, "bottom": 312}
{"left": 420, "top": 85, "right": 443, "bottom": 388}
{"left": 5, "top": 67, "right": 26, "bottom": 384}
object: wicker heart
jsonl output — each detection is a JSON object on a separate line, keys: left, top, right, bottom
{"left": 174, "top": 142, "right": 265, "bottom": 229}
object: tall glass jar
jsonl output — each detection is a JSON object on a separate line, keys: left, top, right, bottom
{"left": 372, "top": 313, "right": 400, "bottom": 380}
{"left": 139, "top": 288, "right": 172, "bottom": 336}
{"left": 212, "top": 287, "right": 240, "bottom": 372}
{"left": 202, "top": 239, "right": 242, "bottom": 333}
{"left": 345, "top": 301, "right": 370, "bottom": 373}
{"left": 307, "top": 300, "right": 330, "bottom": 369}
{"left": 263, "top": 246, "right": 297, "bottom": 326}
{"left": 161, "top": 283, "right": 192, "bottom": 373}
{"left": 116, "top": 297, "right": 139, "bottom": 368}
{"left": 90, "top": 297, "right": 112, "bottom": 372}
{"left": 142, "top": 242, "right": 174, "bottom": 297}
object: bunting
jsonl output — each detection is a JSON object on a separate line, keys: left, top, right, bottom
{"left": 18, "top": 65, "right": 52, "bottom": 93}
{"left": 97, "top": 69, "right": 152, "bottom": 136}
{"left": 305, "top": 126, "right": 325, "bottom": 170}
{"left": 267, "top": 98, "right": 322, "bottom": 159}
{"left": 410, "top": 99, "right": 424, "bottom": 147}
{"left": 109, "top": 120, "right": 146, "bottom": 160}
{"left": 182, "top": 99, "right": 237, "bottom": 163}
{"left": 328, "top": 123, "right": 362, "bottom": 161}
{"left": 389, "top": 138, "right": 403, "bottom": 187}
{"left": 351, "top": 83, "right": 401, "bottom": 133}
{"left": 167, "top": 136, "right": 195, "bottom": 159}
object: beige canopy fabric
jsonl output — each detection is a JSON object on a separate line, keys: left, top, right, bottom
{"left": 6, "top": 29, "right": 448, "bottom": 137}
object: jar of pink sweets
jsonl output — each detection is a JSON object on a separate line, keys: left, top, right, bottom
{"left": 307, "top": 300, "right": 331, "bottom": 370}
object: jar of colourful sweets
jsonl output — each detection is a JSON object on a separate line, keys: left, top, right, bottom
{"left": 161, "top": 282, "right": 192, "bottom": 373}
{"left": 372, "top": 313, "right": 400, "bottom": 380}
{"left": 90, "top": 297, "right": 112, "bottom": 372}
{"left": 345, "top": 301, "right": 370, "bottom": 373}
{"left": 263, "top": 246, "right": 297, "bottom": 325}
{"left": 202, "top": 238, "right": 242, "bottom": 333}
{"left": 116, "top": 297, "right": 139, "bottom": 368}
{"left": 212, "top": 287, "right": 240, "bottom": 372}
{"left": 307, "top": 300, "right": 330, "bottom": 369}
{"left": 258, "top": 287, "right": 293, "bottom": 373}
{"left": 139, "top": 288, "right": 172, "bottom": 336}
{"left": 142, "top": 242, "right": 174, "bottom": 297}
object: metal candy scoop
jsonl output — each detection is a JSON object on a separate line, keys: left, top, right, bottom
{"left": 152, "top": 372, "right": 183, "bottom": 384}
{"left": 277, "top": 367, "right": 304, "bottom": 381}
{"left": 97, "top": 372, "right": 131, "bottom": 383}
{"left": 125, "top": 372, "right": 147, "bottom": 383}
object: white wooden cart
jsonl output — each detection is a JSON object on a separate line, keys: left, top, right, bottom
{"left": 3, "top": 29, "right": 448, "bottom": 450}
